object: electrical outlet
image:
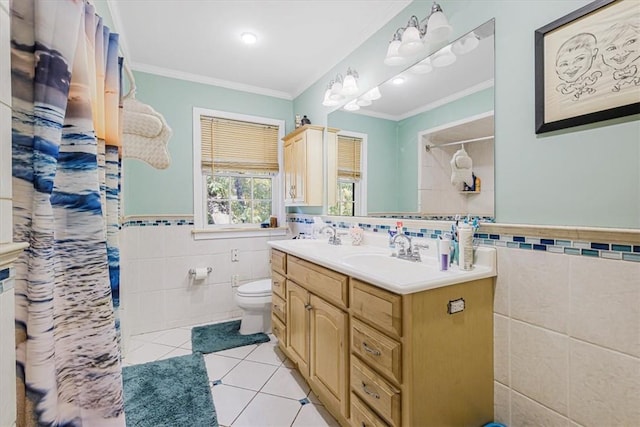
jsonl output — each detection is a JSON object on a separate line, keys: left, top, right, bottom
{"left": 231, "top": 248, "right": 239, "bottom": 262}
{"left": 231, "top": 274, "right": 240, "bottom": 287}
{"left": 447, "top": 298, "right": 465, "bottom": 314}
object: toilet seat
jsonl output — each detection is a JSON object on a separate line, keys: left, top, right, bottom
{"left": 237, "top": 279, "right": 272, "bottom": 297}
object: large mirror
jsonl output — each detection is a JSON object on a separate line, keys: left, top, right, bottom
{"left": 328, "top": 19, "right": 495, "bottom": 219}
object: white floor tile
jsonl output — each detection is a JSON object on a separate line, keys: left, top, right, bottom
{"left": 123, "top": 342, "right": 176, "bottom": 365}
{"left": 124, "top": 337, "right": 148, "bottom": 356}
{"left": 132, "top": 330, "right": 166, "bottom": 343}
{"left": 231, "top": 393, "right": 301, "bottom": 427}
{"left": 151, "top": 327, "right": 192, "bottom": 347}
{"left": 216, "top": 344, "right": 258, "bottom": 359}
{"left": 204, "top": 354, "right": 242, "bottom": 381}
{"left": 292, "top": 403, "right": 339, "bottom": 427}
{"left": 222, "top": 360, "right": 278, "bottom": 391}
{"left": 261, "top": 366, "right": 310, "bottom": 400}
{"left": 245, "top": 341, "right": 285, "bottom": 366}
{"left": 179, "top": 339, "right": 192, "bottom": 350}
{"left": 157, "top": 347, "right": 191, "bottom": 360}
{"left": 210, "top": 384, "right": 257, "bottom": 427}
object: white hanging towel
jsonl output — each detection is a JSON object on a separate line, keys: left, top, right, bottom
{"left": 450, "top": 146, "right": 473, "bottom": 186}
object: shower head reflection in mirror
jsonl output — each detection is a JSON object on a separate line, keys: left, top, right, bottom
{"left": 327, "top": 19, "right": 495, "bottom": 219}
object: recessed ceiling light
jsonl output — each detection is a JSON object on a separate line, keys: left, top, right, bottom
{"left": 241, "top": 32, "right": 257, "bottom": 45}
{"left": 392, "top": 76, "right": 405, "bottom": 85}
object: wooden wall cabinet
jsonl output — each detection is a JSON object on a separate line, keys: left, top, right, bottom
{"left": 282, "top": 125, "right": 324, "bottom": 206}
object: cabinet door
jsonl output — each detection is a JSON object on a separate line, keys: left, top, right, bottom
{"left": 283, "top": 140, "right": 296, "bottom": 204}
{"left": 292, "top": 134, "right": 306, "bottom": 204}
{"left": 309, "top": 294, "right": 349, "bottom": 418}
{"left": 286, "top": 281, "right": 310, "bottom": 375}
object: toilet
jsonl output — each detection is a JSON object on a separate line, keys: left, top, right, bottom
{"left": 235, "top": 279, "right": 272, "bottom": 335}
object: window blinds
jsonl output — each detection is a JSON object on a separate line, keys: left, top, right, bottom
{"left": 200, "top": 116, "right": 279, "bottom": 174}
{"left": 337, "top": 135, "right": 362, "bottom": 180}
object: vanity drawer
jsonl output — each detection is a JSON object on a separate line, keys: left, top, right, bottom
{"left": 271, "top": 271, "right": 286, "bottom": 299}
{"left": 272, "top": 293, "right": 286, "bottom": 323}
{"left": 271, "top": 313, "right": 286, "bottom": 347}
{"left": 271, "top": 249, "right": 287, "bottom": 275}
{"left": 350, "top": 279, "right": 402, "bottom": 338}
{"left": 287, "top": 255, "right": 348, "bottom": 309}
{"left": 350, "top": 392, "right": 390, "bottom": 427}
{"left": 351, "top": 318, "right": 401, "bottom": 385}
{"left": 351, "top": 356, "right": 401, "bottom": 427}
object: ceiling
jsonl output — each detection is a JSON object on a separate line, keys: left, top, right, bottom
{"left": 106, "top": 0, "right": 412, "bottom": 100}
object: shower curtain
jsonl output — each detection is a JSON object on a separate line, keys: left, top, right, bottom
{"left": 11, "top": 1, "right": 125, "bottom": 425}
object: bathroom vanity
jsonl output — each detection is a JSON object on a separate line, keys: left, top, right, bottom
{"left": 268, "top": 240, "right": 497, "bottom": 427}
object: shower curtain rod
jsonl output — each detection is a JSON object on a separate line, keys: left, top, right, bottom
{"left": 425, "top": 135, "right": 494, "bottom": 152}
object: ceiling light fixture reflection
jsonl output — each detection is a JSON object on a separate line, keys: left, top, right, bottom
{"left": 392, "top": 76, "right": 406, "bottom": 85}
{"left": 410, "top": 57, "right": 433, "bottom": 74}
{"left": 431, "top": 45, "right": 457, "bottom": 67}
{"left": 452, "top": 31, "right": 480, "bottom": 55}
{"left": 343, "top": 100, "right": 360, "bottom": 111}
{"left": 241, "top": 32, "right": 257, "bottom": 44}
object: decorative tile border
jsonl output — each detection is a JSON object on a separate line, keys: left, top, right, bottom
{"left": 288, "top": 214, "right": 640, "bottom": 264}
{"left": 122, "top": 218, "right": 194, "bottom": 228}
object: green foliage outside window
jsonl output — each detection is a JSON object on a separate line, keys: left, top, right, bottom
{"left": 206, "top": 174, "right": 272, "bottom": 224}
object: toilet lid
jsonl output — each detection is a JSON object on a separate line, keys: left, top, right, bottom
{"left": 237, "top": 279, "right": 272, "bottom": 297}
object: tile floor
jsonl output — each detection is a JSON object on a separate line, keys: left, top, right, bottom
{"left": 123, "top": 321, "right": 340, "bottom": 427}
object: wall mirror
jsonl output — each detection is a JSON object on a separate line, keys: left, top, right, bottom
{"left": 327, "top": 19, "right": 495, "bottom": 219}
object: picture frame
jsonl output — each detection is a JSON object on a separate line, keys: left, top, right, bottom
{"left": 534, "top": 0, "right": 640, "bottom": 134}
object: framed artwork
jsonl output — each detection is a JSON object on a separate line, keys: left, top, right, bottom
{"left": 535, "top": 0, "right": 640, "bottom": 134}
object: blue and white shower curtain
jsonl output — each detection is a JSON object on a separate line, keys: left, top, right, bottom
{"left": 11, "top": 1, "right": 124, "bottom": 425}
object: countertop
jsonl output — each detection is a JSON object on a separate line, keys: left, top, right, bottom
{"left": 267, "top": 239, "right": 497, "bottom": 295}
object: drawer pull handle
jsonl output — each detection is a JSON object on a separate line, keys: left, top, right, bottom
{"left": 361, "top": 381, "right": 380, "bottom": 399}
{"left": 304, "top": 303, "right": 313, "bottom": 311}
{"left": 273, "top": 327, "right": 279, "bottom": 334}
{"left": 273, "top": 281, "right": 280, "bottom": 287}
{"left": 362, "top": 342, "right": 381, "bottom": 356}
{"left": 273, "top": 304, "right": 280, "bottom": 311}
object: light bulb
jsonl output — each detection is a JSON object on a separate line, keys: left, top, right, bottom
{"left": 398, "top": 26, "right": 423, "bottom": 56}
{"left": 431, "top": 45, "right": 456, "bottom": 67}
{"left": 384, "top": 40, "right": 409, "bottom": 66}
{"left": 241, "top": 32, "right": 257, "bottom": 44}
{"left": 452, "top": 32, "right": 479, "bottom": 55}
{"left": 322, "top": 88, "right": 339, "bottom": 107}
{"left": 362, "top": 86, "right": 381, "bottom": 101}
{"left": 343, "top": 100, "right": 360, "bottom": 111}
{"left": 342, "top": 74, "right": 358, "bottom": 95}
{"left": 425, "top": 11, "right": 452, "bottom": 43}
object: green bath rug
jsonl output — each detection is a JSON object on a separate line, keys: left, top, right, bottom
{"left": 122, "top": 353, "right": 218, "bottom": 427}
{"left": 192, "top": 320, "right": 270, "bottom": 354}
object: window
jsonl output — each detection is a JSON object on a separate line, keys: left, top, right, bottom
{"left": 331, "top": 132, "right": 366, "bottom": 216}
{"left": 193, "top": 108, "right": 285, "bottom": 234}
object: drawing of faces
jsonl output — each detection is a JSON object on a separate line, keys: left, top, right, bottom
{"left": 600, "top": 22, "right": 640, "bottom": 70}
{"left": 555, "top": 33, "right": 598, "bottom": 83}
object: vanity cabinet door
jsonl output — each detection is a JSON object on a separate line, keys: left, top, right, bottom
{"left": 309, "top": 294, "right": 349, "bottom": 419}
{"left": 286, "top": 281, "right": 310, "bottom": 375}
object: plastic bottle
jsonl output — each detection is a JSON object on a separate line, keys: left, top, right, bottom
{"left": 475, "top": 176, "right": 481, "bottom": 192}
{"left": 458, "top": 223, "right": 474, "bottom": 270}
{"left": 438, "top": 238, "right": 450, "bottom": 271}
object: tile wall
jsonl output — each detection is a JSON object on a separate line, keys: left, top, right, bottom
{"left": 289, "top": 214, "right": 640, "bottom": 426}
{"left": 419, "top": 137, "right": 494, "bottom": 217}
{"left": 0, "top": 2, "right": 17, "bottom": 426}
{"left": 120, "top": 218, "right": 288, "bottom": 348}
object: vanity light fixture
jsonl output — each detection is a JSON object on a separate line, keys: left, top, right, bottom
{"left": 322, "top": 81, "right": 340, "bottom": 107}
{"left": 241, "top": 32, "right": 257, "bottom": 44}
{"left": 431, "top": 44, "right": 457, "bottom": 67}
{"left": 361, "top": 86, "right": 381, "bottom": 101}
{"left": 321, "top": 68, "right": 360, "bottom": 107}
{"left": 384, "top": 2, "right": 452, "bottom": 66}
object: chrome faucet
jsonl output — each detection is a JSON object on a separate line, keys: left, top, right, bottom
{"left": 320, "top": 225, "right": 341, "bottom": 245}
{"left": 392, "top": 233, "right": 429, "bottom": 262}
